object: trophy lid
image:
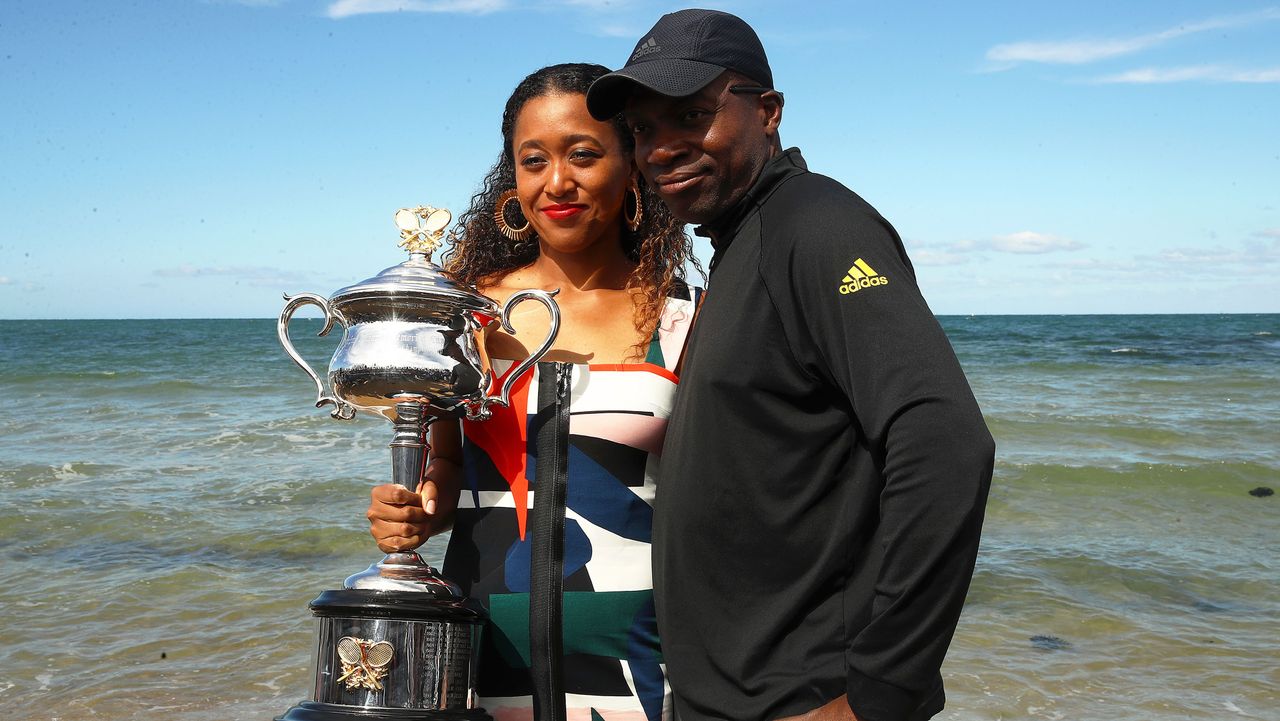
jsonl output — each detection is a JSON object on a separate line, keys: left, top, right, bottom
{"left": 344, "top": 551, "right": 466, "bottom": 596}
{"left": 329, "top": 206, "right": 498, "bottom": 313}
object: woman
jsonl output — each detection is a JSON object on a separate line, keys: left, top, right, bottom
{"left": 367, "top": 63, "right": 700, "bottom": 721}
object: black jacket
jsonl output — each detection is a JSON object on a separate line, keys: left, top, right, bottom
{"left": 654, "top": 148, "right": 994, "bottom": 721}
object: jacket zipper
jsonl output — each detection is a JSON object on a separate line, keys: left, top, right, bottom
{"left": 529, "top": 361, "right": 570, "bottom": 721}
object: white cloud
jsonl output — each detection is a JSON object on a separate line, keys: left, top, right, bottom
{"left": 205, "top": 0, "right": 286, "bottom": 6}
{"left": 154, "top": 265, "right": 310, "bottom": 288}
{"left": 4, "top": 279, "right": 45, "bottom": 293}
{"left": 904, "top": 237, "right": 974, "bottom": 266}
{"left": 326, "top": 0, "right": 507, "bottom": 18}
{"left": 1045, "top": 237, "right": 1280, "bottom": 283}
{"left": 906, "top": 233, "right": 1075, "bottom": 263}
{"left": 989, "top": 37, "right": 1162, "bottom": 66}
{"left": 1094, "top": 65, "right": 1280, "bottom": 84}
{"left": 1057, "top": 258, "right": 1143, "bottom": 273}
{"left": 1257, "top": 228, "right": 1280, "bottom": 239}
{"left": 595, "top": 23, "right": 645, "bottom": 38}
{"left": 986, "top": 8, "right": 1280, "bottom": 68}
{"left": 913, "top": 249, "right": 971, "bottom": 267}
{"left": 1151, "top": 237, "right": 1280, "bottom": 267}
{"left": 907, "top": 233, "right": 1082, "bottom": 261}
{"left": 990, "top": 231, "right": 1083, "bottom": 254}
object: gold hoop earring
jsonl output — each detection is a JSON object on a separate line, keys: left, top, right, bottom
{"left": 494, "top": 189, "right": 532, "bottom": 242}
{"left": 624, "top": 181, "right": 643, "bottom": 232}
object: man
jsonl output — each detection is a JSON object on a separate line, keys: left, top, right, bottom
{"left": 586, "top": 9, "right": 995, "bottom": 721}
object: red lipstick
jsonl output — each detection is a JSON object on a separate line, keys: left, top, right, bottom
{"left": 541, "top": 203, "right": 586, "bottom": 220}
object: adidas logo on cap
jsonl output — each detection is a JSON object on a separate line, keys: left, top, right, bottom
{"left": 631, "top": 36, "right": 662, "bottom": 61}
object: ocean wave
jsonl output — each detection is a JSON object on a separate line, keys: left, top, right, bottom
{"left": 994, "top": 459, "right": 1279, "bottom": 493}
{"left": 52, "top": 462, "right": 89, "bottom": 481}
{"left": 10, "top": 461, "right": 128, "bottom": 485}
{"left": 3, "top": 368, "right": 148, "bottom": 383}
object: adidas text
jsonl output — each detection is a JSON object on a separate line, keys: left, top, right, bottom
{"left": 839, "top": 276, "right": 889, "bottom": 294}
{"left": 838, "top": 258, "right": 888, "bottom": 295}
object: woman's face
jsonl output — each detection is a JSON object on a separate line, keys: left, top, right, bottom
{"left": 511, "top": 92, "right": 631, "bottom": 255}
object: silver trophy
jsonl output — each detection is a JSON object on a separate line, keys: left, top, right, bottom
{"left": 275, "top": 206, "right": 559, "bottom": 720}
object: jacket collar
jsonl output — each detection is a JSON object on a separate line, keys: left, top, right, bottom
{"left": 695, "top": 147, "right": 807, "bottom": 271}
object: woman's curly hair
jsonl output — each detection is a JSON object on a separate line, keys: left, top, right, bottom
{"left": 444, "top": 63, "right": 700, "bottom": 359}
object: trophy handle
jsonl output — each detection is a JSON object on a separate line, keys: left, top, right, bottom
{"left": 466, "top": 288, "right": 561, "bottom": 421}
{"left": 277, "top": 292, "right": 357, "bottom": 420}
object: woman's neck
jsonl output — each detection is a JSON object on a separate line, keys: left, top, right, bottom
{"left": 524, "top": 233, "right": 635, "bottom": 292}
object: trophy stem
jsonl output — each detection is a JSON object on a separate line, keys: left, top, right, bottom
{"left": 344, "top": 399, "right": 460, "bottom": 594}
{"left": 390, "top": 399, "right": 431, "bottom": 491}
{"left": 387, "top": 400, "right": 430, "bottom": 574}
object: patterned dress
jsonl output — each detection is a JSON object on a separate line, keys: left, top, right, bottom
{"left": 442, "top": 288, "right": 699, "bottom": 721}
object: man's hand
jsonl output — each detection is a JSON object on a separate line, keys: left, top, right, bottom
{"left": 366, "top": 478, "right": 446, "bottom": 553}
{"left": 774, "top": 695, "right": 861, "bottom": 721}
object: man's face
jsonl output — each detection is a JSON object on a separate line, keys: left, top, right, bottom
{"left": 623, "top": 73, "right": 781, "bottom": 226}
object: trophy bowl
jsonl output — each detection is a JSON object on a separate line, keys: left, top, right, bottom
{"left": 274, "top": 206, "right": 559, "bottom": 720}
{"left": 278, "top": 206, "right": 558, "bottom": 424}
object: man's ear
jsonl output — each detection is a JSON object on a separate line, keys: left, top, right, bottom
{"left": 759, "top": 91, "right": 783, "bottom": 137}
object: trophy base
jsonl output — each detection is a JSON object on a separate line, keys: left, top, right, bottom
{"left": 277, "top": 700, "right": 492, "bottom": 720}
{"left": 297, "top": 589, "right": 486, "bottom": 715}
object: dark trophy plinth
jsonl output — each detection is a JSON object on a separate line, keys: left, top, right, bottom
{"left": 277, "top": 587, "right": 487, "bottom": 720}
{"left": 275, "top": 207, "right": 560, "bottom": 719}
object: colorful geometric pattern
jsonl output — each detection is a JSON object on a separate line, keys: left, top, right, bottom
{"left": 442, "top": 290, "right": 698, "bottom": 721}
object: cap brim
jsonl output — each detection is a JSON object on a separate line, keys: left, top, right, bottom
{"left": 586, "top": 59, "right": 726, "bottom": 120}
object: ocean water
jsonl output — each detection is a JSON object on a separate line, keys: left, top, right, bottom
{"left": 0, "top": 315, "right": 1276, "bottom": 720}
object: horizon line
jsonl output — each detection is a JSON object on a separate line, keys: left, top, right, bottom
{"left": 4, "top": 311, "right": 1279, "bottom": 321}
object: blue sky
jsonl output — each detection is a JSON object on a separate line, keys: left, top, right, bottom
{"left": 2, "top": 0, "right": 1277, "bottom": 318}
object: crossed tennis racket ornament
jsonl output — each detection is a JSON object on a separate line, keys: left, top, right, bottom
{"left": 336, "top": 636, "right": 395, "bottom": 692}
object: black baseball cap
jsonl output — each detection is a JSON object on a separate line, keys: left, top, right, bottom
{"left": 586, "top": 9, "right": 773, "bottom": 120}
